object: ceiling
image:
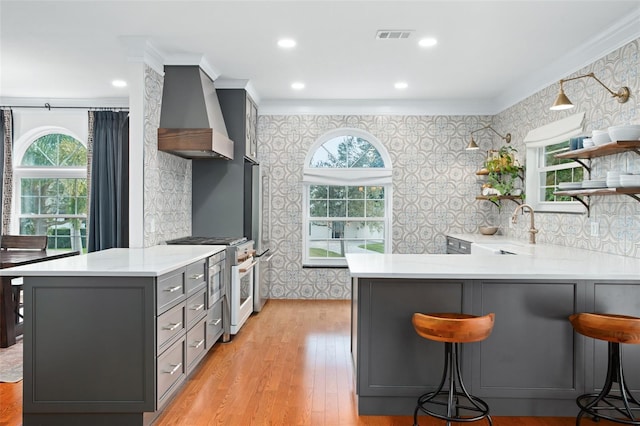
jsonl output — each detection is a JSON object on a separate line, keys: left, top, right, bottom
{"left": 1, "top": 0, "right": 639, "bottom": 114}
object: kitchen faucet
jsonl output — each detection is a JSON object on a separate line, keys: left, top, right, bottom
{"left": 511, "top": 203, "right": 538, "bottom": 244}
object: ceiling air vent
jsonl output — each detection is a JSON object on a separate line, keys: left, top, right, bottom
{"left": 376, "top": 30, "right": 413, "bottom": 40}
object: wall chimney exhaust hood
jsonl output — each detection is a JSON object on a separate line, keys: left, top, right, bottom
{"left": 158, "top": 66, "right": 234, "bottom": 159}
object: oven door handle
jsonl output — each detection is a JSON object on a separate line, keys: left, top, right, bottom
{"left": 239, "top": 260, "right": 257, "bottom": 273}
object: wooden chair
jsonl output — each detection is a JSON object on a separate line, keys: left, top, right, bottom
{"left": 1, "top": 235, "right": 48, "bottom": 251}
{"left": 2, "top": 235, "right": 48, "bottom": 333}
{"left": 412, "top": 312, "right": 495, "bottom": 426}
{"left": 570, "top": 313, "right": 640, "bottom": 425}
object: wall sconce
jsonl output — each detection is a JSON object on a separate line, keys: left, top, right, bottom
{"left": 466, "top": 125, "right": 512, "bottom": 150}
{"left": 550, "top": 72, "right": 630, "bottom": 111}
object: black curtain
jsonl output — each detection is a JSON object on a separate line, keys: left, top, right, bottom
{"left": 88, "top": 111, "right": 129, "bottom": 252}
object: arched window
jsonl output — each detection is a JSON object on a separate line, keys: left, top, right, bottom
{"left": 12, "top": 128, "right": 88, "bottom": 251}
{"left": 303, "top": 129, "right": 392, "bottom": 266}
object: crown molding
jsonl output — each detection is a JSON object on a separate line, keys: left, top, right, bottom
{"left": 163, "top": 54, "right": 222, "bottom": 81}
{"left": 258, "top": 98, "right": 497, "bottom": 116}
{"left": 214, "top": 78, "right": 261, "bottom": 105}
{"left": 255, "top": 7, "right": 640, "bottom": 116}
{"left": 0, "top": 97, "right": 129, "bottom": 109}
{"left": 494, "top": 6, "right": 640, "bottom": 113}
{"left": 119, "top": 36, "right": 165, "bottom": 75}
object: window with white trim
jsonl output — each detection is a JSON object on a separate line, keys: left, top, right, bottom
{"left": 303, "top": 129, "right": 392, "bottom": 267}
{"left": 12, "top": 130, "right": 88, "bottom": 251}
{"left": 525, "top": 112, "right": 586, "bottom": 213}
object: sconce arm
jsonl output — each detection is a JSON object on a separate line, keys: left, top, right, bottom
{"left": 470, "top": 125, "right": 512, "bottom": 144}
{"left": 559, "top": 73, "right": 630, "bottom": 102}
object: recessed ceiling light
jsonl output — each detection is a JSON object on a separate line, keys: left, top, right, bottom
{"left": 394, "top": 82, "right": 408, "bottom": 90}
{"left": 278, "top": 39, "right": 297, "bottom": 49}
{"left": 419, "top": 37, "right": 438, "bottom": 48}
{"left": 291, "top": 82, "right": 305, "bottom": 90}
{"left": 112, "top": 79, "right": 127, "bottom": 88}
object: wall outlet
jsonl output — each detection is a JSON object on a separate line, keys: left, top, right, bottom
{"left": 590, "top": 221, "right": 599, "bottom": 237}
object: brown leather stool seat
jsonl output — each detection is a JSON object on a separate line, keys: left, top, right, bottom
{"left": 570, "top": 313, "right": 640, "bottom": 425}
{"left": 412, "top": 312, "right": 495, "bottom": 426}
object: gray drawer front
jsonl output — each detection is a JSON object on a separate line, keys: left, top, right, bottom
{"left": 206, "top": 299, "right": 223, "bottom": 350}
{"left": 186, "top": 259, "right": 207, "bottom": 295}
{"left": 157, "top": 270, "right": 185, "bottom": 312}
{"left": 157, "top": 336, "right": 186, "bottom": 407}
{"left": 446, "top": 237, "right": 471, "bottom": 254}
{"left": 157, "top": 302, "right": 186, "bottom": 352}
{"left": 186, "top": 318, "right": 207, "bottom": 373}
{"left": 186, "top": 288, "right": 207, "bottom": 329}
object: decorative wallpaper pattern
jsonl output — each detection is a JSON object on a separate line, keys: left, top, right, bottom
{"left": 258, "top": 114, "right": 501, "bottom": 299}
{"left": 257, "top": 37, "right": 640, "bottom": 300}
{"left": 495, "top": 38, "right": 640, "bottom": 256}
{"left": 142, "top": 64, "right": 192, "bottom": 247}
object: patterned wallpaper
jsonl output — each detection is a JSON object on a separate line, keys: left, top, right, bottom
{"left": 258, "top": 115, "right": 502, "bottom": 299}
{"left": 142, "top": 64, "right": 192, "bottom": 247}
{"left": 495, "top": 38, "right": 640, "bottom": 256}
{"left": 257, "top": 37, "right": 640, "bottom": 300}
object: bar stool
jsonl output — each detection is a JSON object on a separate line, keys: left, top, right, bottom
{"left": 412, "top": 312, "right": 495, "bottom": 426}
{"left": 569, "top": 313, "right": 640, "bottom": 425}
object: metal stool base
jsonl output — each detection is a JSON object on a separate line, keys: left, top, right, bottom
{"left": 576, "top": 342, "right": 640, "bottom": 426}
{"left": 413, "top": 342, "right": 492, "bottom": 426}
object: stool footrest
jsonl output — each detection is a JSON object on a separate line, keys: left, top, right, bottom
{"left": 416, "top": 391, "right": 490, "bottom": 423}
{"left": 577, "top": 393, "right": 640, "bottom": 425}
{"left": 576, "top": 342, "right": 640, "bottom": 426}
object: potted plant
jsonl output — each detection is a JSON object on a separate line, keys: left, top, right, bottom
{"left": 483, "top": 146, "right": 524, "bottom": 202}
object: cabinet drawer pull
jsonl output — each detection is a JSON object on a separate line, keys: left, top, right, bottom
{"left": 163, "top": 322, "right": 182, "bottom": 331}
{"left": 210, "top": 318, "right": 222, "bottom": 326}
{"left": 164, "top": 363, "right": 182, "bottom": 375}
{"left": 189, "top": 273, "right": 204, "bottom": 280}
{"left": 190, "top": 339, "right": 205, "bottom": 349}
{"left": 164, "top": 285, "right": 182, "bottom": 293}
{"left": 460, "top": 244, "right": 468, "bottom": 250}
{"left": 190, "top": 303, "right": 205, "bottom": 311}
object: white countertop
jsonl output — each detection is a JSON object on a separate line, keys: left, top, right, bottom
{"left": 346, "top": 235, "right": 640, "bottom": 280}
{"left": 0, "top": 245, "right": 226, "bottom": 277}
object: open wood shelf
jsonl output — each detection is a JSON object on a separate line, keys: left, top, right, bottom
{"left": 554, "top": 187, "right": 640, "bottom": 197}
{"left": 475, "top": 195, "right": 523, "bottom": 207}
{"left": 555, "top": 140, "right": 640, "bottom": 160}
{"left": 553, "top": 187, "right": 640, "bottom": 216}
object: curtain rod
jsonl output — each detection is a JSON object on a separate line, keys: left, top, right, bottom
{"left": 0, "top": 103, "right": 129, "bottom": 111}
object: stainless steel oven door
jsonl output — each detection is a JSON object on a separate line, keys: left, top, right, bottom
{"left": 230, "top": 257, "right": 256, "bottom": 334}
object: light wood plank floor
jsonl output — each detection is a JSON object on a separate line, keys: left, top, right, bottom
{"left": 0, "top": 300, "right": 619, "bottom": 425}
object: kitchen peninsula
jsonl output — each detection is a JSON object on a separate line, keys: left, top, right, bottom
{"left": 0, "top": 245, "right": 226, "bottom": 426}
{"left": 346, "top": 239, "right": 640, "bottom": 416}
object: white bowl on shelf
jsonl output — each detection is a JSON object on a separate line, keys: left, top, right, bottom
{"left": 608, "top": 125, "right": 640, "bottom": 141}
{"left": 619, "top": 175, "right": 640, "bottom": 187}
{"left": 582, "top": 138, "right": 595, "bottom": 148}
{"left": 592, "top": 130, "right": 611, "bottom": 146}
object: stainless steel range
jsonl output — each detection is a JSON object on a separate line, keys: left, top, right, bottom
{"left": 166, "top": 236, "right": 255, "bottom": 341}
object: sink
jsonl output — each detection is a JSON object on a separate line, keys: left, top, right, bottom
{"left": 471, "top": 242, "right": 530, "bottom": 255}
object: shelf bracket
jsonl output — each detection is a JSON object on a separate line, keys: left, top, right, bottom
{"left": 625, "top": 193, "right": 640, "bottom": 203}
{"left": 571, "top": 195, "right": 591, "bottom": 217}
{"left": 571, "top": 158, "right": 591, "bottom": 175}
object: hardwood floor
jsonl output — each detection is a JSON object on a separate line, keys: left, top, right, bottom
{"left": 0, "top": 299, "right": 620, "bottom": 425}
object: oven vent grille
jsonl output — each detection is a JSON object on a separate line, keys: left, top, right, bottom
{"left": 375, "top": 30, "right": 413, "bottom": 40}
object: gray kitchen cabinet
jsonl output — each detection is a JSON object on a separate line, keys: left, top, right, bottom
{"left": 217, "top": 88, "right": 258, "bottom": 163}
{"left": 445, "top": 236, "right": 471, "bottom": 254}
{"left": 351, "top": 276, "right": 640, "bottom": 416}
{"left": 22, "top": 256, "right": 219, "bottom": 426}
